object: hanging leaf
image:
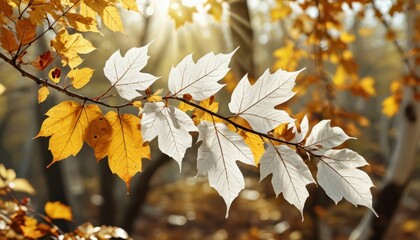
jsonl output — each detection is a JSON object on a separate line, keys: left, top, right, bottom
{"left": 260, "top": 145, "right": 315, "bottom": 219}
{"left": 104, "top": 44, "right": 158, "bottom": 101}
{"left": 229, "top": 68, "right": 303, "bottom": 133}
{"left": 141, "top": 102, "right": 197, "bottom": 170}
{"left": 168, "top": 49, "right": 236, "bottom": 101}
{"left": 197, "top": 121, "right": 255, "bottom": 217}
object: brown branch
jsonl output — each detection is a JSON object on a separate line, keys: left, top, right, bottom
{"left": 0, "top": 52, "right": 132, "bottom": 109}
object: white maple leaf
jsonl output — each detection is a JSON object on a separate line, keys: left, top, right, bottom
{"left": 196, "top": 121, "right": 255, "bottom": 217}
{"left": 228, "top": 68, "right": 303, "bottom": 133}
{"left": 141, "top": 102, "right": 197, "bottom": 170}
{"left": 288, "top": 115, "right": 309, "bottom": 143}
{"left": 317, "top": 156, "right": 377, "bottom": 216}
{"left": 168, "top": 49, "right": 236, "bottom": 101}
{"left": 323, "top": 149, "right": 368, "bottom": 168}
{"left": 305, "top": 120, "right": 354, "bottom": 155}
{"left": 104, "top": 44, "right": 159, "bottom": 100}
{"left": 260, "top": 145, "right": 315, "bottom": 219}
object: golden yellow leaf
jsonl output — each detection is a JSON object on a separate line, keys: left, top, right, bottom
{"left": 67, "top": 67, "right": 94, "bottom": 89}
{"left": 132, "top": 101, "right": 142, "bottom": 108}
{"left": 119, "top": 0, "right": 139, "bottom": 12}
{"left": 359, "top": 77, "right": 376, "bottom": 96}
{"left": 382, "top": 94, "right": 400, "bottom": 117}
{"left": 206, "top": 0, "right": 224, "bottom": 22}
{"left": 28, "top": 3, "right": 54, "bottom": 25}
{"left": 241, "top": 130, "right": 265, "bottom": 164}
{"left": 333, "top": 65, "right": 346, "bottom": 86}
{"left": 271, "top": 0, "right": 292, "bottom": 21}
{"left": 45, "top": 201, "right": 73, "bottom": 221}
{"left": 84, "top": 0, "right": 124, "bottom": 32}
{"left": 192, "top": 96, "right": 219, "bottom": 124}
{"left": 16, "top": 18, "right": 36, "bottom": 45}
{"left": 340, "top": 32, "right": 356, "bottom": 43}
{"left": 0, "top": 83, "right": 5, "bottom": 95}
{"left": 178, "top": 101, "right": 195, "bottom": 112}
{"left": 66, "top": 13, "right": 100, "bottom": 33}
{"left": 21, "top": 216, "right": 44, "bottom": 239}
{"left": 168, "top": 0, "right": 197, "bottom": 28}
{"left": 38, "top": 86, "right": 49, "bottom": 103}
{"left": 51, "top": 29, "right": 96, "bottom": 68}
{"left": 35, "top": 101, "right": 102, "bottom": 166}
{"left": 0, "top": 27, "right": 19, "bottom": 53}
{"left": 105, "top": 111, "right": 150, "bottom": 190}
{"left": 85, "top": 116, "right": 112, "bottom": 161}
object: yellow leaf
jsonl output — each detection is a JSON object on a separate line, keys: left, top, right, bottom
{"left": 192, "top": 96, "right": 219, "bottom": 124}
{"left": 206, "top": 0, "right": 224, "bottom": 22}
{"left": 51, "top": 29, "right": 96, "bottom": 68}
{"left": 16, "top": 18, "right": 36, "bottom": 45}
{"left": 0, "top": 83, "right": 5, "bottom": 95}
{"left": 28, "top": 3, "right": 54, "bottom": 25}
{"left": 66, "top": 13, "right": 100, "bottom": 33}
{"left": 48, "top": 68, "right": 61, "bottom": 83}
{"left": 382, "top": 95, "right": 400, "bottom": 117}
{"left": 146, "top": 95, "right": 162, "bottom": 102}
{"left": 359, "top": 77, "right": 376, "bottom": 96}
{"left": 85, "top": 116, "right": 112, "bottom": 161}
{"left": 21, "top": 216, "right": 44, "bottom": 239}
{"left": 105, "top": 112, "right": 150, "bottom": 190}
{"left": 45, "top": 201, "right": 73, "bottom": 221}
{"left": 35, "top": 101, "right": 102, "bottom": 166}
{"left": 38, "top": 86, "right": 49, "bottom": 103}
{"left": 119, "top": 0, "right": 139, "bottom": 12}
{"left": 241, "top": 130, "right": 265, "bottom": 164}
{"left": 84, "top": 0, "right": 124, "bottom": 32}
{"left": 67, "top": 67, "right": 94, "bottom": 89}
{"left": 132, "top": 101, "right": 142, "bottom": 108}
{"left": 168, "top": 0, "right": 197, "bottom": 28}
{"left": 333, "top": 65, "right": 346, "bottom": 86}
{"left": 340, "top": 32, "right": 356, "bottom": 43}
{"left": 178, "top": 101, "right": 195, "bottom": 112}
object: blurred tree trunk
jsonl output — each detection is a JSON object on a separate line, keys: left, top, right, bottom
{"left": 350, "top": 2, "right": 420, "bottom": 239}
{"left": 35, "top": 96, "right": 70, "bottom": 232}
{"left": 99, "top": 158, "right": 117, "bottom": 226}
{"left": 229, "top": 0, "right": 255, "bottom": 79}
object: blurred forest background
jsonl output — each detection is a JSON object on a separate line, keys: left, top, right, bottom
{"left": 0, "top": 0, "right": 419, "bottom": 239}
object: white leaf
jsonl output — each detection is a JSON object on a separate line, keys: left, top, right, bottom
{"left": 229, "top": 68, "right": 303, "bottom": 133}
{"left": 104, "top": 44, "right": 159, "bottom": 100}
{"left": 197, "top": 121, "right": 255, "bottom": 217}
{"left": 317, "top": 157, "right": 377, "bottom": 216}
{"left": 288, "top": 115, "right": 309, "bottom": 143}
{"left": 141, "top": 102, "right": 197, "bottom": 170}
{"left": 260, "top": 145, "right": 315, "bottom": 219}
{"left": 168, "top": 49, "right": 236, "bottom": 101}
{"left": 305, "top": 120, "right": 354, "bottom": 155}
{"left": 323, "top": 149, "right": 369, "bottom": 168}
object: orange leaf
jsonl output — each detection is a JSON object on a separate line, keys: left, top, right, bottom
{"left": 35, "top": 101, "right": 102, "bottom": 166}
{"left": 105, "top": 111, "right": 150, "bottom": 191}
{"left": 32, "top": 51, "right": 53, "bottom": 70}
{"left": 16, "top": 18, "right": 36, "bottom": 45}
{"left": 0, "top": 27, "right": 19, "bottom": 53}
{"left": 85, "top": 116, "right": 112, "bottom": 161}
{"left": 45, "top": 201, "right": 73, "bottom": 221}
{"left": 21, "top": 216, "right": 45, "bottom": 239}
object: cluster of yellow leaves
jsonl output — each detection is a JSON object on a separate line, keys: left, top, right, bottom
{"left": 35, "top": 101, "right": 150, "bottom": 189}
{"left": 168, "top": 0, "right": 197, "bottom": 28}
{"left": 270, "top": 0, "right": 377, "bottom": 135}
